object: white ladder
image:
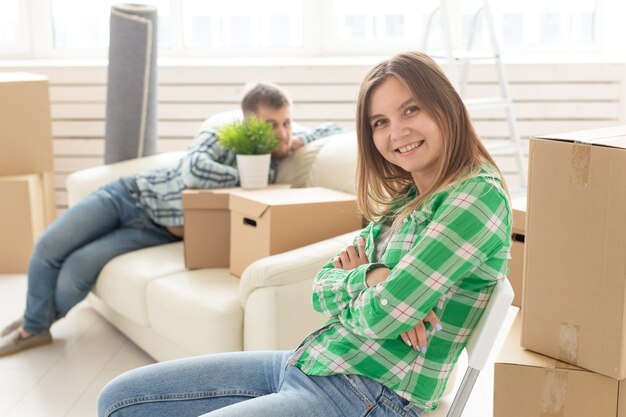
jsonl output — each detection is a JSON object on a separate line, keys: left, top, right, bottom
{"left": 422, "top": 0, "right": 527, "bottom": 190}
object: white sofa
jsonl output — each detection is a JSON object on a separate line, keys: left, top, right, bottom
{"left": 66, "top": 132, "right": 361, "bottom": 361}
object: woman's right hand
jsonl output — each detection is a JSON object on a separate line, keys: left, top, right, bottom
{"left": 400, "top": 311, "right": 442, "bottom": 354}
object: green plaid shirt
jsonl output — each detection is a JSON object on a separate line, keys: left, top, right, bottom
{"left": 292, "top": 164, "right": 512, "bottom": 411}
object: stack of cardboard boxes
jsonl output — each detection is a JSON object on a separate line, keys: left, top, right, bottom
{"left": 494, "top": 126, "right": 626, "bottom": 417}
{"left": 183, "top": 186, "right": 363, "bottom": 276}
{"left": 0, "top": 73, "right": 56, "bottom": 273}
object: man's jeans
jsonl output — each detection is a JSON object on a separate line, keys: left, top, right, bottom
{"left": 23, "top": 179, "right": 180, "bottom": 334}
{"left": 98, "top": 350, "right": 424, "bottom": 417}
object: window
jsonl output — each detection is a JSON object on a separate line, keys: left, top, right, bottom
{"left": 181, "top": 0, "right": 303, "bottom": 49}
{"left": 0, "top": 0, "right": 621, "bottom": 59}
{"left": 0, "top": 0, "right": 20, "bottom": 46}
{"left": 0, "top": 0, "right": 28, "bottom": 55}
{"left": 49, "top": 0, "right": 171, "bottom": 50}
{"left": 325, "top": 0, "right": 431, "bottom": 53}
{"left": 486, "top": 0, "right": 596, "bottom": 51}
{"left": 325, "top": 0, "right": 598, "bottom": 54}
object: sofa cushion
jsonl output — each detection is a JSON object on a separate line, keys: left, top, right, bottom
{"left": 305, "top": 131, "right": 357, "bottom": 194}
{"left": 275, "top": 135, "right": 334, "bottom": 187}
{"left": 146, "top": 268, "right": 243, "bottom": 355}
{"left": 197, "top": 109, "right": 242, "bottom": 133}
{"left": 92, "top": 242, "right": 187, "bottom": 325}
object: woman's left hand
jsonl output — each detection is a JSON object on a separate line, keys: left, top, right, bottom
{"left": 400, "top": 311, "right": 442, "bottom": 353}
{"left": 332, "top": 237, "right": 368, "bottom": 270}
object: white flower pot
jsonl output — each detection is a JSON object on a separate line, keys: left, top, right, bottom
{"left": 236, "top": 154, "right": 271, "bottom": 189}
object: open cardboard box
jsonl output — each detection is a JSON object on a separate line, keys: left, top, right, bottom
{"left": 229, "top": 187, "right": 362, "bottom": 277}
{"left": 182, "top": 184, "right": 290, "bottom": 269}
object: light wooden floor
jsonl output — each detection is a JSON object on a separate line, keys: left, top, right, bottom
{"left": 0, "top": 274, "right": 154, "bottom": 417}
{"left": 0, "top": 274, "right": 516, "bottom": 417}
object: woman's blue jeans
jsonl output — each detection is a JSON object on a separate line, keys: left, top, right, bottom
{"left": 98, "top": 350, "right": 423, "bottom": 417}
{"left": 23, "top": 179, "right": 180, "bottom": 334}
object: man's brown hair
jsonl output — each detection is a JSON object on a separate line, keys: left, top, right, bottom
{"left": 241, "top": 82, "right": 292, "bottom": 116}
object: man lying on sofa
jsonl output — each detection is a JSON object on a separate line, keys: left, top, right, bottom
{"left": 0, "top": 82, "right": 344, "bottom": 357}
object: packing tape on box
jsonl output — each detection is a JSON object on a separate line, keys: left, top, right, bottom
{"left": 105, "top": 3, "right": 158, "bottom": 164}
{"left": 540, "top": 366, "right": 568, "bottom": 417}
{"left": 569, "top": 141, "right": 591, "bottom": 185}
{"left": 559, "top": 322, "right": 579, "bottom": 365}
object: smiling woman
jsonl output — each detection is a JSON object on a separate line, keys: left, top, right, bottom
{"left": 368, "top": 77, "right": 444, "bottom": 192}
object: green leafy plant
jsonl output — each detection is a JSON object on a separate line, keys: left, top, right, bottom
{"left": 216, "top": 116, "right": 280, "bottom": 155}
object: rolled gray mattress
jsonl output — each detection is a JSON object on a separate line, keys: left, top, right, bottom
{"left": 105, "top": 3, "right": 158, "bottom": 164}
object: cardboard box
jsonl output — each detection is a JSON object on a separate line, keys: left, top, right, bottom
{"left": 495, "top": 313, "right": 626, "bottom": 417}
{"left": 508, "top": 196, "right": 526, "bottom": 308}
{"left": 521, "top": 126, "right": 626, "bottom": 379}
{"left": 229, "top": 187, "right": 362, "bottom": 277}
{"left": 40, "top": 171, "right": 57, "bottom": 225}
{"left": 0, "top": 174, "right": 47, "bottom": 273}
{"left": 182, "top": 184, "right": 290, "bottom": 270}
{"left": 0, "top": 73, "right": 54, "bottom": 176}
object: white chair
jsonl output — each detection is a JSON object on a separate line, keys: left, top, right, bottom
{"left": 431, "top": 278, "right": 515, "bottom": 417}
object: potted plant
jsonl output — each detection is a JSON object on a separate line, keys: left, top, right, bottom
{"left": 217, "top": 116, "right": 281, "bottom": 189}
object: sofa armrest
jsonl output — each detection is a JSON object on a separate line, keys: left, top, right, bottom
{"left": 239, "top": 229, "right": 362, "bottom": 307}
{"left": 66, "top": 151, "right": 186, "bottom": 207}
{"left": 239, "top": 229, "right": 362, "bottom": 351}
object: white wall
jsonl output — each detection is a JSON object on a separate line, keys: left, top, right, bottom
{"left": 2, "top": 60, "right": 624, "bottom": 214}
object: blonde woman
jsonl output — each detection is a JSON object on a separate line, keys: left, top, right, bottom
{"left": 98, "top": 51, "right": 511, "bottom": 417}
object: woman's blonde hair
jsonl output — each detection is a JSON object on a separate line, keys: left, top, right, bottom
{"left": 355, "top": 51, "right": 506, "bottom": 223}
